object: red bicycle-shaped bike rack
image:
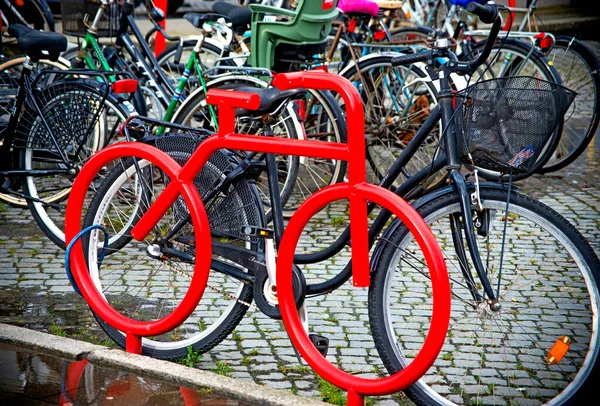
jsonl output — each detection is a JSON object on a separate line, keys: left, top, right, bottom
{"left": 65, "top": 71, "right": 451, "bottom": 405}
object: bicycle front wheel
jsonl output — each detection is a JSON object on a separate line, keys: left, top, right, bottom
{"left": 340, "top": 54, "right": 441, "bottom": 188}
{"left": 0, "top": 55, "right": 69, "bottom": 208}
{"left": 369, "top": 186, "right": 600, "bottom": 406}
{"left": 83, "top": 140, "right": 265, "bottom": 360}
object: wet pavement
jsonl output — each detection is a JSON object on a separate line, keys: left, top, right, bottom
{"left": 0, "top": 342, "right": 256, "bottom": 405}
{"left": 1, "top": 41, "right": 599, "bottom": 406}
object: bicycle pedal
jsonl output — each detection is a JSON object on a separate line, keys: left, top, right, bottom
{"left": 309, "top": 334, "right": 329, "bottom": 357}
{"left": 241, "top": 226, "right": 274, "bottom": 239}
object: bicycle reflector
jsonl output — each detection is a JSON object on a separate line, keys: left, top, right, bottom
{"left": 373, "top": 30, "right": 387, "bottom": 41}
{"left": 547, "top": 336, "right": 571, "bottom": 364}
{"left": 534, "top": 33, "right": 554, "bottom": 53}
{"left": 112, "top": 79, "right": 138, "bottom": 94}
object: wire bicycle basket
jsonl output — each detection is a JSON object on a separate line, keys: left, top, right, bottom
{"left": 455, "top": 76, "right": 577, "bottom": 174}
{"left": 60, "top": 0, "right": 120, "bottom": 38}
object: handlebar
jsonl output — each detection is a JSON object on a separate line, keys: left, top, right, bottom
{"left": 391, "top": 2, "right": 503, "bottom": 75}
{"left": 465, "top": 2, "right": 502, "bottom": 72}
{"left": 391, "top": 52, "right": 428, "bottom": 67}
{"left": 466, "top": 1, "right": 498, "bottom": 25}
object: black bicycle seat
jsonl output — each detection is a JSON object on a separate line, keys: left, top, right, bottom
{"left": 234, "top": 87, "right": 306, "bottom": 117}
{"left": 183, "top": 13, "right": 232, "bottom": 29}
{"left": 7, "top": 24, "right": 67, "bottom": 61}
{"left": 212, "top": 2, "right": 252, "bottom": 34}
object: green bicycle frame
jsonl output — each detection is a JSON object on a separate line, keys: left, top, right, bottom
{"left": 76, "top": 31, "right": 217, "bottom": 135}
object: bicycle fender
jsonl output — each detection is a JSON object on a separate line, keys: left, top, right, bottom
{"left": 370, "top": 182, "right": 516, "bottom": 272}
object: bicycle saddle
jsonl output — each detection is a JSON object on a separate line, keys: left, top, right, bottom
{"left": 183, "top": 13, "right": 232, "bottom": 29}
{"left": 7, "top": 24, "right": 67, "bottom": 62}
{"left": 212, "top": 2, "right": 252, "bottom": 34}
{"left": 234, "top": 87, "right": 306, "bottom": 117}
{"left": 338, "top": 0, "right": 380, "bottom": 17}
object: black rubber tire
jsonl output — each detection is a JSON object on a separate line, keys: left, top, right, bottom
{"left": 0, "top": 0, "right": 55, "bottom": 32}
{"left": 538, "top": 36, "right": 600, "bottom": 173}
{"left": 369, "top": 186, "right": 600, "bottom": 406}
{"left": 389, "top": 25, "right": 434, "bottom": 43}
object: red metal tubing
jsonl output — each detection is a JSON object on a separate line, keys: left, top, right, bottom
{"left": 64, "top": 142, "right": 212, "bottom": 338}
{"left": 272, "top": 71, "right": 366, "bottom": 185}
{"left": 277, "top": 182, "right": 450, "bottom": 396}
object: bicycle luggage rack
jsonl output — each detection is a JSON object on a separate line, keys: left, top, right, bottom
{"left": 64, "top": 71, "right": 451, "bottom": 406}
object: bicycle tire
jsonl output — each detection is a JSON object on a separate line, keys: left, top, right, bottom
{"left": 464, "top": 38, "right": 563, "bottom": 182}
{"left": 389, "top": 25, "right": 433, "bottom": 43}
{"left": 0, "top": 0, "right": 54, "bottom": 32}
{"left": 19, "top": 79, "right": 132, "bottom": 249}
{"left": 538, "top": 36, "right": 600, "bottom": 173}
{"left": 369, "top": 186, "right": 600, "bottom": 406}
{"left": 155, "top": 40, "right": 227, "bottom": 95}
{"left": 339, "top": 54, "right": 442, "bottom": 188}
{"left": 83, "top": 143, "right": 265, "bottom": 360}
{"left": 0, "top": 54, "right": 69, "bottom": 208}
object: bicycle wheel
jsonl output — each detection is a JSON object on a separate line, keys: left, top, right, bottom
{"left": 282, "top": 88, "right": 347, "bottom": 217}
{"left": 539, "top": 36, "right": 600, "bottom": 173}
{"left": 155, "top": 40, "right": 227, "bottom": 95}
{"left": 369, "top": 186, "right": 600, "bottom": 406}
{"left": 83, "top": 135, "right": 265, "bottom": 360}
{"left": 0, "top": 55, "right": 69, "bottom": 208}
{"left": 19, "top": 79, "right": 131, "bottom": 249}
{"left": 465, "top": 38, "right": 563, "bottom": 182}
{"left": 389, "top": 25, "right": 433, "bottom": 43}
{"left": 0, "top": 0, "right": 55, "bottom": 32}
{"left": 340, "top": 54, "right": 442, "bottom": 188}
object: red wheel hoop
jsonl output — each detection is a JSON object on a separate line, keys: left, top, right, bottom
{"left": 276, "top": 182, "right": 451, "bottom": 396}
{"left": 64, "top": 142, "right": 212, "bottom": 338}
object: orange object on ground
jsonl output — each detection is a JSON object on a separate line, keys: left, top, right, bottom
{"left": 547, "top": 336, "right": 571, "bottom": 364}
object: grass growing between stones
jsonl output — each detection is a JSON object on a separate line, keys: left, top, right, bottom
{"left": 177, "top": 345, "right": 204, "bottom": 368}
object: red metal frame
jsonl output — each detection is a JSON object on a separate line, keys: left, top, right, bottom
{"left": 65, "top": 71, "right": 451, "bottom": 405}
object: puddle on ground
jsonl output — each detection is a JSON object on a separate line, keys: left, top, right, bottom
{"left": 0, "top": 343, "right": 257, "bottom": 405}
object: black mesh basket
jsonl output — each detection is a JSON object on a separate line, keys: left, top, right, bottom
{"left": 455, "top": 76, "right": 577, "bottom": 174}
{"left": 60, "top": 0, "right": 120, "bottom": 37}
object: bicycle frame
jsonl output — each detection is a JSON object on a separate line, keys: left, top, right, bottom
{"left": 74, "top": 0, "right": 218, "bottom": 128}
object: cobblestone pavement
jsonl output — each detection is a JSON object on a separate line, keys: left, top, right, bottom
{"left": 1, "top": 42, "right": 599, "bottom": 405}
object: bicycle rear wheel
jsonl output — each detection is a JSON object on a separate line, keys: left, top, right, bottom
{"left": 369, "top": 186, "right": 600, "bottom": 406}
{"left": 83, "top": 135, "right": 265, "bottom": 360}
{"left": 339, "top": 54, "right": 442, "bottom": 188}
{"left": 539, "top": 37, "right": 600, "bottom": 173}
{"left": 0, "top": 55, "right": 69, "bottom": 208}
{"left": 19, "top": 79, "right": 131, "bottom": 249}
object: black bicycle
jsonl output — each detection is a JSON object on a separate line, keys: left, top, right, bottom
{"left": 0, "top": 24, "right": 134, "bottom": 248}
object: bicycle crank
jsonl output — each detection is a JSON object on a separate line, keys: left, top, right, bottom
{"left": 253, "top": 264, "right": 306, "bottom": 319}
